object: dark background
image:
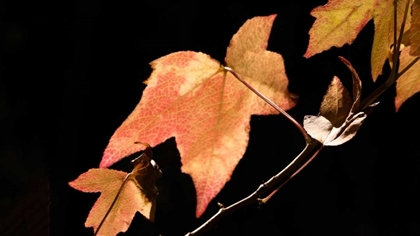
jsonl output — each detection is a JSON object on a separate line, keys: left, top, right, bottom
{"left": 2, "top": 1, "right": 420, "bottom": 235}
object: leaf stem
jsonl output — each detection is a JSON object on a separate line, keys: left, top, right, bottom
{"left": 224, "top": 66, "right": 311, "bottom": 144}
{"left": 185, "top": 139, "right": 323, "bottom": 236}
{"left": 94, "top": 173, "right": 132, "bottom": 236}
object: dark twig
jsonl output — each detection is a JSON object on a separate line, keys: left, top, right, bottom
{"left": 185, "top": 139, "right": 322, "bottom": 236}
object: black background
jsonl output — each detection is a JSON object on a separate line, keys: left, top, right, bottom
{"left": 2, "top": 1, "right": 420, "bottom": 235}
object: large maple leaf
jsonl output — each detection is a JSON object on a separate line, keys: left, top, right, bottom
{"left": 100, "top": 15, "right": 296, "bottom": 217}
{"left": 304, "top": 0, "right": 410, "bottom": 81}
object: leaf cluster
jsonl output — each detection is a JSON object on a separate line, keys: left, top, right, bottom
{"left": 69, "top": 1, "right": 420, "bottom": 235}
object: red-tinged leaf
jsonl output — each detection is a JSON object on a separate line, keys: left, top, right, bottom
{"left": 409, "top": 0, "right": 420, "bottom": 56}
{"left": 395, "top": 46, "right": 420, "bottom": 111}
{"left": 371, "top": 0, "right": 411, "bottom": 81}
{"left": 69, "top": 168, "right": 154, "bottom": 236}
{"left": 304, "top": 0, "right": 377, "bottom": 58}
{"left": 304, "top": 0, "right": 411, "bottom": 81}
{"left": 100, "top": 15, "right": 296, "bottom": 217}
{"left": 319, "top": 76, "right": 352, "bottom": 127}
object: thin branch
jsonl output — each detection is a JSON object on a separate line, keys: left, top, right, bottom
{"left": 185, "top": 139, "right": 323, "bottom": 236}
{"left": 224, "top": 66, "right": 312, "bottom": 144}
{"left": 260, "top": 141, "right": 323, "bottom": 203}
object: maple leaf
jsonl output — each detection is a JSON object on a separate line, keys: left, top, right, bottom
{"left": 304, "top": 0, "right": 411, "bottom": 81}
{"left": 100, "top": 15, "right": 296, "bottom": 217}
{"left": 303, "top": 57, "right": 370, "bottom": 146}
{"left": 69, "top": 145, "right": 161, "bottom": 236}
{"left": 395, "top": 46, "right": 420, "bottom": 111}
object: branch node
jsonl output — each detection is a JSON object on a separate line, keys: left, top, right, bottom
{"left": 257, "top": 198, "right": 266, "bottom": 208}
{"left": 217, "top": 202, "right": 225, "bottom": 209}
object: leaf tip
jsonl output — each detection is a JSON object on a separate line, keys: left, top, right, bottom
{"left": 68, "top": 179, "right": 76, "bottom": 189}
{"left": 99, "top": 158, "right": 111, "bottom": 168}
{"left": 269, "top": 14, "right": 277, "bottom": 20}
{"left": 303, "top": 50, "right": 314, "bottom": 59}
{"left": 68, "top": 172, "right": 84, "bottom": 190}
{"left": 395, "top": 99, "right": 402, "bottom": 112}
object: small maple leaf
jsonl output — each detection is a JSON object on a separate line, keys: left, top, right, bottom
{"left": 100, "top": 15, "right": 296, "bottom": 217}
{"left": 304, "top": 0, "right": 411, "bottom": 81}
{"left": 395, "top": 46, "right": 420, "bottom": 111}
{"left": 303, "top": 57, "right": 371, "bottom": 146}
{"left": 69, "top": 145, "right": 161, "bottom": 236}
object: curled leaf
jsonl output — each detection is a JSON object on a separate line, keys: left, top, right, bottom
{"left": 304, "top": 60, "right": 367, "bottom": 146}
